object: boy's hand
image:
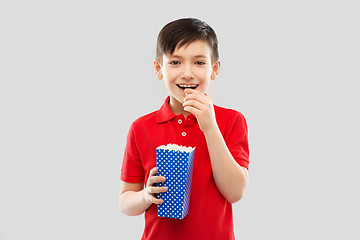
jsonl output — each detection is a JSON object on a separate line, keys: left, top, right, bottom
{"left": 183, "top": 89, "right": 217, "bottom": 133}
{"left": 143, "top": 167, "right": 168, "bottom": 205}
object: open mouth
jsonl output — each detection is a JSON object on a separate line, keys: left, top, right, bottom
{"left": 177, "top": 84, "right": 199, "bottom": 91}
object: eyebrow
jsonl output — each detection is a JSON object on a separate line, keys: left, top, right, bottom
{"left": 170, "top": 55, "right": 208, "bottom": 59}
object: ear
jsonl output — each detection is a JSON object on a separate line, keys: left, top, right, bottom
{"left": 211, "top": 59, "right": 220, "bottom": 80}
{"left": 154, "top": 59, "right": 163, "bottom": 80}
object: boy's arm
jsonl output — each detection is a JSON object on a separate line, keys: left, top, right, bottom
{"left": 203, "top": 127, "right": 249, "bottom": 203}
{"left": 119, "top": 167, "right": 168, "bottom": 216}
{"left": 119, "top": 182, "right": 150, "bottom": 216}
{"left": 183, "top": 89, "right": 249, "bottom": 203}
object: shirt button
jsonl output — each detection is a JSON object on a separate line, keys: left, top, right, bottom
{"left": 182, "top": 132, "right": 186, "bottom": 136}
{"left": 178, "top": 119, "right": 182, "bottom": 124}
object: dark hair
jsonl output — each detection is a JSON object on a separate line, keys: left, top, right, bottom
{"left": 156, "top": 18, "right": 219, "bottom": 66}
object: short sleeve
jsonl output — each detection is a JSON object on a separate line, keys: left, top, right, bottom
{"left": 227, "top": 113, "right": 250, "bottom": 170}
{"left": 120, "top": 122, "right": 145, "bottom": 183}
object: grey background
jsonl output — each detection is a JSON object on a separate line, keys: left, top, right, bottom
{"left": 1, "top": 0, "right": 359, "bottom": 239}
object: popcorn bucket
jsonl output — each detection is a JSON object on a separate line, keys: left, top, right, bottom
{"left": 156, "top": 144, "right": 195, "bottom": 219}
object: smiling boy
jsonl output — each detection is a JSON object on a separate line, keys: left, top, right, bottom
{"left": 119, "top": 18, "right": 249, "bottom": 240}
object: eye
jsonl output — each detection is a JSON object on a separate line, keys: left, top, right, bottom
{"left": 195, "top": 61, "right": 206, "bottom": 65}
{"left": 169, "top": 61, "right": 180, "bottom": 65}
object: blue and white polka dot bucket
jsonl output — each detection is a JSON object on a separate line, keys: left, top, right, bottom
{"left": 156, "top": 144, "right": 195, "bottom": 220}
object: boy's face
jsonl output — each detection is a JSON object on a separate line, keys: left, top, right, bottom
{"left": 154, "top": 40, "right": 220, "bottom": 105}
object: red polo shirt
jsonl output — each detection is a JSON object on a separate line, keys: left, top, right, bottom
{"left": 121, "top": 96, "right": 249, "bottom": 240}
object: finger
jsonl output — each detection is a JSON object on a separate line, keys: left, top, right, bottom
{"left": 148, "top": 167, "right": 158, "bottom": 181}
{"left": 184, "top": 90, "right": 209, "bottom": 104}
{"left": 150, "top": 167, "right": 158, "bottom": 176}
{"left": 147, "top": 186, "right": 168, "bottom": 194}
{"left": 183, "top": 105, "right": 201, "bottom": 116}
{"left": 183, "top": 99, "right": 204, "bottom": 110}
{"left": 149, "top": 195, "right": 164, "bottom": 205}
{"left": 148, "top": 176, "right": 166, "bottom": 185}
{"left": 146, "top": 167, "right": 158, "bottom": 186}
{"left": 184, "top": 88, "right": 207, "bottom": 98}
{"left": 184, "top": 88, "right": 202, "bottom": 95}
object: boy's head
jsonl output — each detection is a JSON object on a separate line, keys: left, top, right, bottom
{"left": 156, "top": 18, "right": 219, "bottom": 66}
{"left": 154, "top": 18, "right": 221, "bottom": 109}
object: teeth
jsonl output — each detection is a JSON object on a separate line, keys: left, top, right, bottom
{"left": 178, "top": 84, "right": 198, "bottom": 88}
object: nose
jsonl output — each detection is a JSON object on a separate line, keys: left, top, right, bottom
{"left": 180, "top": 64, "right": 194, "bottom": 80}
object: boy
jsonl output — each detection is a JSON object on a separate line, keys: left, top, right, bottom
{"left": 119, "top": 18, "right": 249, "bottom": 240}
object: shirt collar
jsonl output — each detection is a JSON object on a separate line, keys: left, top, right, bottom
{"left": 157, "top": 96, "right": 200, "bottom": 124}
{"left": 156, "top": 96, "right": 177, "bottom": 123}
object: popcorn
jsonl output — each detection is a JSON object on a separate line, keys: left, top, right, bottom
{"left": 156, "top": 144, "right": 195, "bottom": 220}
